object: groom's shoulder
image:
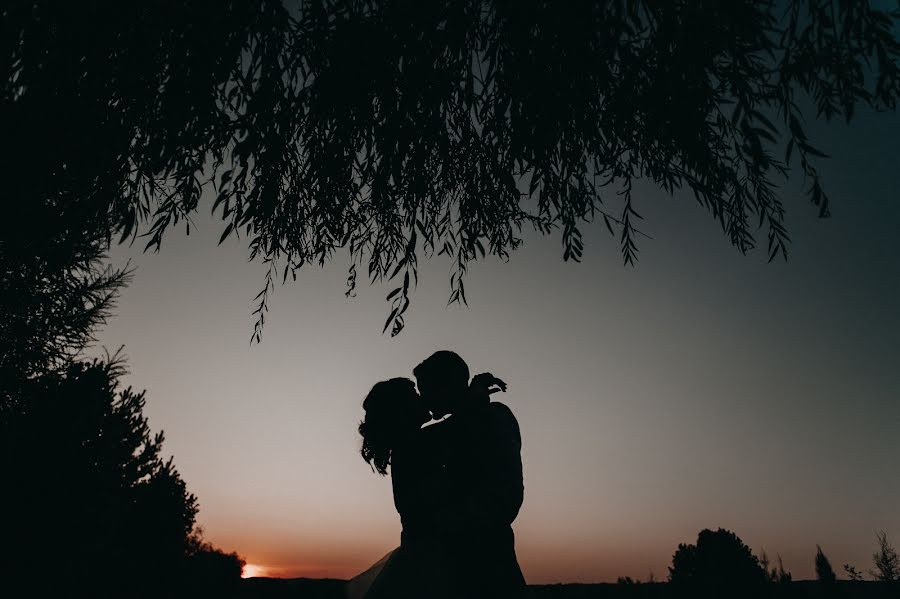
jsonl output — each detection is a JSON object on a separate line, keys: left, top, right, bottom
{"left": 488, "top": 401, "right": 517, "bottom": 421}
{"left": 488, "top": 401, "right": 520, "bottom": 437}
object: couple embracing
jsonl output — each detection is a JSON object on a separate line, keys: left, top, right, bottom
{"left": 349, "top": 351, "right": 526, "bottom": 599}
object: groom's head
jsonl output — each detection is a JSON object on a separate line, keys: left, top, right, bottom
{"left": 414, "top": 350, "right": 469, "bottom": 418}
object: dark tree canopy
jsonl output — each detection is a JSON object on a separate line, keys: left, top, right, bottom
{"left": 0, "top": 183, "right": 130, "bottom": 408}
{"left": 0, "top": 234, "right": 129, "bottom": 389}
{"left": 4, "top": 1, "right": 899, "bottom": 337}
{"left": 669, "top": 528, "right": 768, "bottom": 598}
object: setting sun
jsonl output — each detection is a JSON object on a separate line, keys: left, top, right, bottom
{"left": 241, "top": 564, "right": 267, "bottom": 579}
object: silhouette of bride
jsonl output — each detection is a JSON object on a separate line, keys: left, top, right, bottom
{"left": 348, "top": 351, "right": 526, "bottom": 599}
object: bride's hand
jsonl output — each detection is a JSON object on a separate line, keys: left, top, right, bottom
{"left": 470, "top": 372, "right": 507, "bottom": 396}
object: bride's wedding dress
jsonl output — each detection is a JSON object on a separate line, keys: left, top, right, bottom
{"left": 345, "top": 548, "right": 395, "bottom": 599}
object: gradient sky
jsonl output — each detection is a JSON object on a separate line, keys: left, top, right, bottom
{"left": 94, "top": 107, "right": 899, "bottom": 583}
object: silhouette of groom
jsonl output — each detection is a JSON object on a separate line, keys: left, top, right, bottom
{"left": 414, "top": 351, "right": 526, "bottom": 598}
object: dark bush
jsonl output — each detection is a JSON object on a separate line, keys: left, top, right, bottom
{"left": 669, "top": 528, "right": 768, "bottom": 599}
{"left": 182, "top": 538, "right": 246, "bottom": 596}
{"left": 0, "top": 357, "right": 240, "bottom": 597}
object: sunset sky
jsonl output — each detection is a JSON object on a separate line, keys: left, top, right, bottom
{"left": 94, "top": 107, "right": 899, "bottom": 583}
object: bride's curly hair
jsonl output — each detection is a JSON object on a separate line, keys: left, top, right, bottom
{"left": 359, "top": 378, "right": 420, "bottom": 475}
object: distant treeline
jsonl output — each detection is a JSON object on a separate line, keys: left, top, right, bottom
{"left": 529, "top": 580, "right": 899, "bottom": 599}
{"left": 235, "top": 529, "right": 899, "bottom": 598}
{"left": 237, "top": 577, "right": 900, "bottom": 599}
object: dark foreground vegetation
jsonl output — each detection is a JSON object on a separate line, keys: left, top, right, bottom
{"left": 527, "top": 581, "right": 900, "bottom": 599}
{"left": 237, "top": 578, "right": 899, "bottom": 599}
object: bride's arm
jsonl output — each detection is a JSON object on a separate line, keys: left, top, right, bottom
{"left": 466, "top": 372, "right": 507, "bottom": 409}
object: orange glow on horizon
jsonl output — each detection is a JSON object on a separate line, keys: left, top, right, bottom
{"left": 229, "top": 543, "right": 658, "bottom": 584}
{"left": 241, "top": 564, "right": 268, "bottom": 579}
{"left": 238, "top": 560, "right": 347, "bottom": 580}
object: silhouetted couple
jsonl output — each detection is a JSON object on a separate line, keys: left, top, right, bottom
{"left": 349, "top": 351, "right": 526, "bottom": 599}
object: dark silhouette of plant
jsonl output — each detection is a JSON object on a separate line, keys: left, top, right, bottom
{"left": 773, "top": 555, "right": 792, "bottom": 585}
{"left": 816, "top": 544, "right": 837, "bottom": 584}
{"left": 0, "top": 355, "right": 241, "bottom": 597}
{"left": 760, "top": 549, "right": 773, "bottom": 580}
{"left": 843, "top": 563, "right": 865, "bottom": 581}
{"left": 669, "top": 528, "right": 768, "bottom": 598}
{"left": 0, "top": 48, "right": 133, "bottom": 402}
{"left": 869, "top": 531, "right": 900, "bottom": 582}
{"left": 0, "top": 213, "right": 131, "bottom": 402}
{"left": 0, "top": 226, "right": 244, "bottom": 594}
{"left": 759, "top": 549, "right": 793, "bottom": 586}
{"left": 0, "top": 1, "right": 274, "bottom": 346}
{"left": 183, "top": 535, "right": 246, "bottom": 596}
{"left": 4, "top": 1, "right": 899, "bottom": 338}
{"left": 761, "top": 550, "right": 794, "bottom": 599}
